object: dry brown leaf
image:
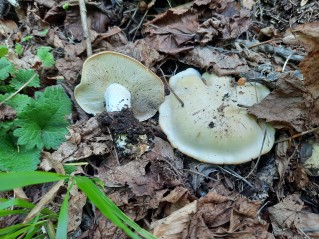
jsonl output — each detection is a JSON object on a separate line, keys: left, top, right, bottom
{"left": 144, "top": 8, "right": 198, "bottom": 54}
{"left": 269, "top": 194, "right": 319, "bottom": 238}
{"left": 0, "top": 105, "right": 16, "bottom": 121}
{"left": 110, "top": 39, "right": 163, "bottom": 69}
{"left": 180, "top": 46, "right": 249, "bottom": 76}
{"left": 0, "top": 19, "right": 18, "bottom": 37}
{"left": 67, "top": 185, "right": 87, "bottom": 232}
{"left": 248, "top": 72, "right": 308, "bottom": 132}
{"left": 41, "top": 117, "right": 111, "bottom": 171}
{"left": 151, "top": 200, "right": 197, "bottom": 239}
{"left": 186, "top": 191, "right": 269, "bottom": 239}
{"left": 292, "top": 22, "right": 319, "bottom": 127}
{"left": 55, "top": 57, "right": 83, "bottom": 86}
{"left": 194, "top": 0, "right": 252, "bottom": 43}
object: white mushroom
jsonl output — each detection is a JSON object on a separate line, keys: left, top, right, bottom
{"left": 74, "top": 51, "right": 164, "bottom": 121}
{"left": 159, "top": 68, "right": 275, "bottom": 164}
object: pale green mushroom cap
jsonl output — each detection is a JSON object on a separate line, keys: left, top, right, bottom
{"left": 159, "top": 68, "right": 275, "bottom": 164}
{"left": 74, "top": 51, "right": 164, "bottom": 121}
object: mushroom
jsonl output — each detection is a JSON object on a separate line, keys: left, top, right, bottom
{"left": 159, "top": 68, "right": 275, "bottom": 164}
{"left": 74, "top": 51, "right": 164, "bottom": 121}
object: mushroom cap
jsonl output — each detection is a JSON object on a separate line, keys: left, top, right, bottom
{"left": 159, "top": 68, "right": 275, "bottom": 164}
{"left": 74, "top": 51, "right": 164, "bottom": 121}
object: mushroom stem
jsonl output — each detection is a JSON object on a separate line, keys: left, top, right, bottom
{"left": 104, "top": 83, "right": 131, "bottom": 112}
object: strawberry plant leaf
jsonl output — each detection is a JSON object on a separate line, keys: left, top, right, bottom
{"left": 0, "top": 93, "right": 33, "bottom": 113}
{"left": 0, "top": 46, "right": 8, "bottom": 57}
{"left": 15, "top": 43, "right": 23, "bottom": 56}
{"left": 10, "top": 69, "right": 40, "bottom": 90}
{"left": 13, "top": 85, "right": 72, "bottom": 150}
{"left": 0, "top": 134, "right": 41, "bottom": 172}
{"left": 37, "top": 47, "right": 55, "bottom": 68}
{"left": 0, "top": 57, "right": 15, "bottom": 80}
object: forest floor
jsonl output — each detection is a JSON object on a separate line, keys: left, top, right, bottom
{"left": 1, "top": 0, "right": 319, "bottom": 238}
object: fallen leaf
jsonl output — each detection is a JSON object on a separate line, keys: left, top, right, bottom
{"left": 56, "top": 57, "right": 83, "bottom": 86}
{"left": 180, "top": 46, "right": 249, "bottom": 76}
{"left": 151, "top": 200, "right": 197, "bottom": 239}
{"left": 248, "top": 72, "right": 309, "bottom": 132}
{"left": 144, "top": 8, "right": 198, "bottom": 54}
{"left": 269, "top": 194, "right": 319, "bottom": 238}
{"left": 188, "top": 191, "right": 269, "bottom": 239}
{"left": 68, "top": 185, "right": 87, "bottom": 232}
{"left": 293, "top": 22, "right": 319, "bottom": 127}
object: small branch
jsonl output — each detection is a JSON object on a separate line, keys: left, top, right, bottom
{"left": 245, "top": 129, "right": 267, "bottom": 179}
{"left": 275, "top": 127, "right": 319, "bottom": 143}
{"left": 79, "top": 0, "right": 92, "bottom": 56}
{"left": 157, "top": 67, "right": 184, "bottom": 107}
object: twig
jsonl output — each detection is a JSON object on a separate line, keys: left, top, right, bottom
{"left": 245, "top": 129, "right": 267, "bottom": 179}
{"left": 217, "top": 166, "right": 254, "bottom": 187}
{"left": 275, "top": 127, "right": 319, "bottom": 143}
{"left": 131, "top": 9, "right": 148, "bottom": 41}
{"left": 148, "top": 24, "right": 196, "bottom": 37}
{"left": 157, "top": 67, "right": 184, "bottom": 107}
{"left": 79, "top": 0, "right": 92, "bottom": 56}
{"left": 183, "top": 168, "right": 217, "bottom": 182}
{"left": 0, "top": 74, "right": 37, "bottom": 106}
{"left": 247, "top": 38, "right": 282, "bottom": 48}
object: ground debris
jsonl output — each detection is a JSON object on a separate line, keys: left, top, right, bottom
{"left": 249, "top": 72, "right": 308, "bottom": 132}
{"left": 41, "top": 116, "right": 112, "bottom": 171}
{"left": 269, "top": 194, "right": 319, "bottom": 239}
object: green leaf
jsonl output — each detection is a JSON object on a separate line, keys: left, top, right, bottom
{"left": 0, "top": 46, "right": 9, "bottom": 57}
{"left": 0, "top": 198, "right": 54, "bottom": 215}
{"left": 13, "top": 85, "right": 72, "bottom": 150}
{"left": 0, "top": 93, "right": 32, "bottom": 113}
{"left": 75, "top": 176, "right": 158, "bottom": 239}
{"left": 37, "top": 47, "right": 55, "bottom": 68}
{"left": 10, "top": 69, "right": 40, "bottom": 90}
{"left": 39, "top": 28, "right": 49, "bottom": 36}
{"left": 0, "top": 134, "right": 41, "bottom": 172}
{"left": 0, "top": 171, "right": 69, "bottom": 191}
{"left": 21, "top": 36, "right": 33, "bottom": 42}
{"left": 0, "top": 57, "right": 15, "bottom": 80}
{"left": 15, "top": 43, "right": 23, "bottom": 56}
{"left": 62, "top": 3, "right": 69, "bottom": 10}
{"left": 0, "top": 209, "right": 29, "bottom": 216}
{"left": 56, "top": 180, "right": 74, "bottom": 239}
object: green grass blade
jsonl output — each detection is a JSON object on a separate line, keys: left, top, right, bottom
{"left": 56, "top": 180, "right": 74, "bottom": 239}
{"left": 0, "top": 209, "right": 29, "bottom": 216}
{"left": 75, "top": 176, "right": 157, "bottom": 239}
{"left": 0, "top": 224, "right": 30, "bottom": 236}
{"left": 25, "top": 215, "right": 41, "bottom": 239}
{"left": 0, "top": 172, "right": 70, "bottom": 191}
{"left": 0, "top": 198, "right": 35, "bottom": 210}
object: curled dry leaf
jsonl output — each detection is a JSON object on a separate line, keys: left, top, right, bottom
{"left": 269, "top": 194, "right": 319, "bottom": 238}
{"left": 292, "top": 22, "right": 319, "bottom": 127}
{"left": 41, "top": 117, "right": 111, "bottom": 171}
{"left": 55, "top": 57, "right": 83, "bottom": 86}
{"left": 143, "top": 8, "right": 198, "bottom": 54}
{"left": 151, "top": 201, "right": 197, "bottom": 239}
{"left": 248, "top": 72, "right": 308, "bottom": 132}
{"left": 67, "top": 185, "right": 87, "bottom": 232}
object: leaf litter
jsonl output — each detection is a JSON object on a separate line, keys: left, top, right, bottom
{"left": 1, "top": 0, "right": 319, "bottom": 238}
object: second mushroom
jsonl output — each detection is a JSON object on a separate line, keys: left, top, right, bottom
{"left": 159, "top": 68, "right": 275, "bottom": 164}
